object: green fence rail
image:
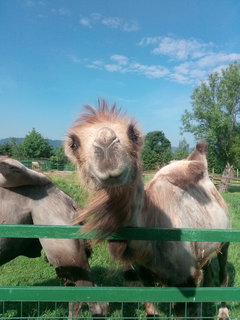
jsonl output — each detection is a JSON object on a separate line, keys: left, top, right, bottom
{"left": 0, "top": 287, "right": 240, "bottom": 303}
{"left": 0, "top": 225, "right": 239, "bottom": 242}
{"left": 0, "top": 225, "right": 239, "bottom": 318}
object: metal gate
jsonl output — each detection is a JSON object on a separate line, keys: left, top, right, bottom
{"left": 0, "top": 225, "right": 239, "bottom": 319}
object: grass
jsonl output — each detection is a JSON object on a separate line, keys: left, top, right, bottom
{"left": 0, "top": 173, "right": 240, "bottom": 319}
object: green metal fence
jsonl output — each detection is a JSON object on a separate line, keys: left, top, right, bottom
{"left": 0, "top": 225, "right": 240, "bottom": 319}
{"left": 19, "top": 159, "right": 75, "bottom": 172}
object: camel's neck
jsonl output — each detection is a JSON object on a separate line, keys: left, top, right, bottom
{"left": 104, "top": 174, "right": 146, "bottom": 230}
{"left": 79, "top": 173, "right": 145, "bottom": 236}
{"left": 121, "top": 175, "right": 145, "bottom": 227}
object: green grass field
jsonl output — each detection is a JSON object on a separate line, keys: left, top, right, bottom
{"left": 0, "top": 173, "right": 240, "bottom": 319}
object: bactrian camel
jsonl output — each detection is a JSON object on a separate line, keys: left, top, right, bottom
{"left": 0, "top": 157, "right": 107, "bottom": 319}
{"left": 64, "top": 100, "right": 231, "bottom": 319}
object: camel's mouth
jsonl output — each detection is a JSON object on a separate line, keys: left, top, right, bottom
{"left": 90, "top": 164, "right": 131, "bottom": 187}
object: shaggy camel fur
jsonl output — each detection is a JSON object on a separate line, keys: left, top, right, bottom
{"left": 0, "top": 157, "right": 107, "bottom": 319}
{"left": 65, "top": 100, "right": 231, "bottom": 319}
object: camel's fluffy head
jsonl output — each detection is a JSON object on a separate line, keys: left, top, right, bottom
{"left": 65, "top": 100, "right": 143, "bottom": 190}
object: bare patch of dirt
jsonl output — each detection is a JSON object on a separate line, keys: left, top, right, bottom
{"left": 44, "top": 171, "right": 75, "bottom": 177}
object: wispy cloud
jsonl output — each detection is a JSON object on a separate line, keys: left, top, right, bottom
{"left": 79, "top": 13, "right": 140, "bottom": 32}
{"left": 51, "top": 8, "right": 71, "bottom": 16}
{"left": 139, "top": 36, "right": 213, "bottom": 60}
{"left": 68, "top": 35, "right": 240, "bottom": 84}
{"left": 86, "top": 54, "right": 169, "bottom": 79}
{"left": 101, "top": 17, "right": 121, "bottom": 29}
{"left": 111, "top": 55, "right": 129, "bottom": 66}
{"left": 67, "top": 54, "right": 82, "bottom": 63}
{"left": 25, "top": 0, "right": 45, "bottom": 7}
{"left": 138, "top": 35, "right": 240, "bottom": 83}
{"left": 196, "top": 52, "right": 240, "bottom": 68}
{"left": 79, "top": 17, "right": 92, "bottom": 28}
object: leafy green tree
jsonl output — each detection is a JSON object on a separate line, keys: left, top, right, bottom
{"left": 142, "top": 131, "right": 172, "bottom": 170}
{"left": 0, "top": 143, "right": 12, "bottom": 156}
{"left": 50, "top": 146, "right": 69, "bottom": 170}
{"left": 181, "top": 62, "right": 240, "bottom": 172}
{"left": 22, "top": 128, "right": 53, "bottom": 159}
{"left": 8, "top": 138, "right": 25, "bottom": 158}
{"left": 0, "top": 139, "right": 25, "bottom": 158}
{"left": 174, "top": 138, "right": 190, "bottom": 160}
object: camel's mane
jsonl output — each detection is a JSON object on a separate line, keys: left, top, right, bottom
{"left": 75, "top": 184, "right": 136, "bottom": 240}
{"left": 73, "top": 99, "right": 132, "bottom": 127}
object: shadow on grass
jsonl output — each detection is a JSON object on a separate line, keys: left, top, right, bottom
{"left": 226, "top": 185, "right": 240, "bottom": 193}
{"left": 0, "top": 258, "right": 237, "bottom": 320}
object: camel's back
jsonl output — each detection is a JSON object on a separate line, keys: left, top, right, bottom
{"left": 145, "top": 160, "right": 230, "bottom": 230}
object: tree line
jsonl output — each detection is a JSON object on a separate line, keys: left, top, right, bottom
{"left": 0, "top": 128, "right": 70, "bottom": 170}
{"left": 1, "top": 62, "right": 240, "bottom": 173}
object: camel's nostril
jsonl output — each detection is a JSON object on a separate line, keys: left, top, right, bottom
{"left": 95, "top": 127, "right": 118, "bottom": 149}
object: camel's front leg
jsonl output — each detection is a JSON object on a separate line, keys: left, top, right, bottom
{"left": 174, "top": 273, "right": 202, "bottom": 320}
{"left": 203, "top": 243, "right": 230, "bottom": 320}
{"left": 124, "top": 265, "right": 159, "bottom": 318}
{"left": 108, "top": 241, "right": 159, "bottom": 318}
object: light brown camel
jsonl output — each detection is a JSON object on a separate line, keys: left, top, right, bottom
{"left": 0, "top": 156, "right": 107, "bottom": 319}
{"left": 65, "top": 100, "right": 231, "bottom": 319}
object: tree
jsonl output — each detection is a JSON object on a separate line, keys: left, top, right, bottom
{"left": 0, "top": 143, "right": 12, "bottom": 156}
{"left": 174, "top": 138, "right": 190, "bottom": 160}
{"left": 142, "top": 131, "right": 172, "bottom": 170}
{"left": 8, "top": 138, "right": 25, "bottom": 158}
{"left": 22, "top": 128, "right": 53, "bottom": 159}
{"left": 0, "top": 139, "right": 24, "bottom": 158}
{"left": 181, "top": 62, "right": 240, "bottom": 173}
{"left": 50, "top": 146, "right": 69, "bottom": 170}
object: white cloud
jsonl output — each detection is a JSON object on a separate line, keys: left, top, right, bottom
{"left": 92, "top": 60, "right": 104, "bottom": 67}
{"left": 79, "top": 13, "right": 140, "bottom": 32}
{"left": 67, "top": 54, "right": 82, "bottom": 63}
{"left": 52, "top": 8, "right": 71, "bottom": 16}
{"left": 196, "top": 53, "right": 240, "bottom": 68}
{"left": 87, "top": 60, "right": 105, "bottom": 69}
{"left": 139, "top": 36, "right": 212, "bottom": 61}
{"left": 129, "top": 63, "right": 169, "bottom": 78}
{"left": 104, "top": 64, "right": 123, "bottom": 72}
{"left": 79, "top": 18, "right": 92, "bottom": 28}
{"left": 138, "top": 37, "right": 161, "bottom": 47}
{"left": 173, "top": 62, "right": 191, "bottom": 75}
{"left": 69, "top": 34, "right": 240, "bottom": 84}
{"left": 122, "top": 21, "right": 140, "bottom": 32}
{"left": 138, "top": 35, "right": 240, "bottom": 84}
{"left": 102, "top": 17, "right": 121, "bottom": 29}
{"left": 110, "top": 55, "right": 129, "bottom": 66}
{"left": 25, "top": 0, "right": 45, "bottom": 7}
{"left": 169, "top": 73, "right": 190, "bottom": 84}
{"left": 85, "top": 54, "right": 169, "bottom": 79}
{"left": 83, "top": 48, "right": 239, "bottom": 82}
{"left": 91, "top": 12, "right": 102, "bottom": 21}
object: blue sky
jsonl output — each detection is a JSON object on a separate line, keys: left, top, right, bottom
{"left": 1, "top": 0, "right": 240, "bottom": 146}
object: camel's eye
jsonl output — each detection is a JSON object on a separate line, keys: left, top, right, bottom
{"left": 69, "top": 134, "right": 80, "bottom": 152}
{"left": 127, "top": 124, "right": 140, "bottom": 145}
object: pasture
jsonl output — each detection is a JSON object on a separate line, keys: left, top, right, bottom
{"left": 0, "top": 172, "right": 240, "bottom": 319}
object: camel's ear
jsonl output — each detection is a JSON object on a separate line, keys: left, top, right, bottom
{"left": 0, "top": 157, "right": 50, "bottom": 188}
{"left": 166, "top": 161, "right": 206, "bottom": 187}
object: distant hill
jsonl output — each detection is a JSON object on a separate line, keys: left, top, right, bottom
{"left": 0, "top": 138, "right": 63, "bottom": 150}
